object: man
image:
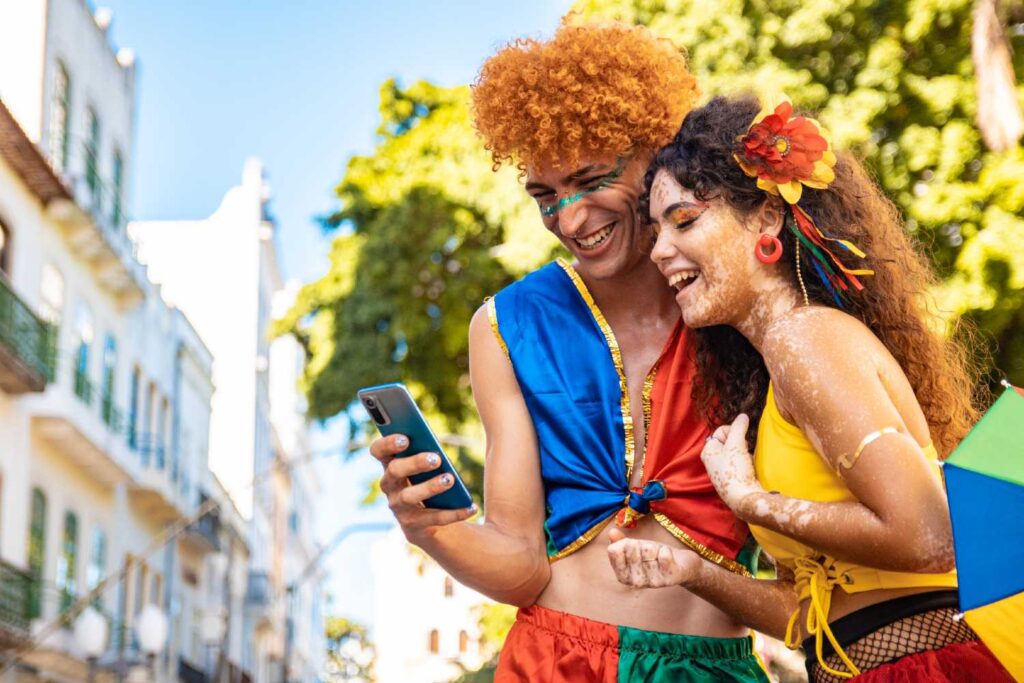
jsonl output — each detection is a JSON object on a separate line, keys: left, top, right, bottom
{"left": 370, "top": 20, "right": 766, "bottom": 682}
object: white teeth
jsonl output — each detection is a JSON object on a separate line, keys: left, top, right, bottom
{"left": 667, "top": 270, "right": 700, "bottom": 290}
{"left": 575, "top": 224, "right": 614, "bottom": 249}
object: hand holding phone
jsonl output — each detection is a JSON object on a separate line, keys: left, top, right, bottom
{"left": 359, "top": 383, "right": 474, "bottom": 510}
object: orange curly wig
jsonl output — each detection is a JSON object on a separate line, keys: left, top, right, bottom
{"left": 471, "top": 21, "right": 699, "bottom": 172}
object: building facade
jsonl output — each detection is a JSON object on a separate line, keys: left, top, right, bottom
{"left": 132, "top": 161, "right": 325, "bottom": 683}
{"left": 0, "top": 2, "right": 323, "bottom": 682}
{"left": 371, "top": 529, "right": 490, "bottom": 683}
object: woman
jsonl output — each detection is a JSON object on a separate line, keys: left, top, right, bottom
{"left": 606, "top": 95, "right": 1012, "bottom": 682}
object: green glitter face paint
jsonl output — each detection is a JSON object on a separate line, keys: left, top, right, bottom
{"left": 539, "top": 158, "right": 627, "bottom": 218}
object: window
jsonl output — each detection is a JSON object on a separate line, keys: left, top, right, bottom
{"left": 56, "top": 511, "right": 78, "bottom": 612}
{"left": 87, "top": 527, "right": 106, "bottom": 589}
{"left": 87, "top": 528, "right": 106, "bottom": 608}
{"left": 157, "top": 397, "right": 169, "bottom": 469}
{"left": 141, "top": 382, "right": 155, "bottom": 465}
{"left": 444, "top": 576, "right": 454, "bottom": 598}
{"left": 73, "top": 305, "right": 94, "bottom": 404}
{"left": 84, "top": 108, "right": 101, "bottom": 212}
{"left": 40, "top": 264, "right": 64, "bottom": 325}
{"left": 111, "top": 150, "right": 124, "bottom": 230}
{"left": 0, "top": 219, "right": 10, "bottom": 276}
{"left": 48, "top": 61, "right": 71, "bottom": 172}
{"left": 27, "top": 489, "right": 47, "bottom": 619}
{"left": 428, "top": 629, "right": 440, "bottom": 655}
{"left": 101, "top": 335, "right": 117, "bottom": 429}
{"left": 459, "top": 630, "right": 469, "bottom": 654}
{"left": 128, "top": 367, "right": 140, "bottom": 449}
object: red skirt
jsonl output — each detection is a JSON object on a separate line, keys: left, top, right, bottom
{"left": 851, "top": 641, "right": 1014, "bottom": 682}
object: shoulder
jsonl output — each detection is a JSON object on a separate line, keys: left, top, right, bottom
{"left": 762, "top": 307, "right": 893, "bottom": 415}
{"left": 762, "top": 306, "right": 885, "bottom": 380}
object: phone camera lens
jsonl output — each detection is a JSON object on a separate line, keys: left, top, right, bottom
{"left": 364, "top": 397, "right": 377, "bottom": 409}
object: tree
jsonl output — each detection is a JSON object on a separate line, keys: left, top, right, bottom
{"left": 277, "top": 80, "right": 560, "bottom": 500}
{"left": 282, "top": 3, "right": 1024, "bottom": 501}
{"left": 572, "top": 0, "right": 1024, "bottom": 384}
{"left": 324, "top": 616, "right": 376, "bottom": 682}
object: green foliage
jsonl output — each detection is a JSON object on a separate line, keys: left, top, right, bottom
{"left": 573, "top": 0, "right": 1024, "bottom": 382}
{"left": 282, "top": 5, "right": 1024, "bottom": 500}
{"left": 278, "top": 80, "right": 559, "bottom": 431}
{"left": 324, "top": 616, "right": 376, "bottom": 682}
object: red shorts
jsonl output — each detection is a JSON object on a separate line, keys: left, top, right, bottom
{"left": 851, "top": 641, "right": 1013, "bottom": 682}
{"left": 495, "top": 604, "right": 769, "bottom": 683}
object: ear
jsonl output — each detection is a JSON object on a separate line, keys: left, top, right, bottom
{"left": 754, "top": 196, "right": 786, "bottom": 237}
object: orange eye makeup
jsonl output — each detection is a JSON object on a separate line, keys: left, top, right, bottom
{"left": 651, "top": 201, "right": 708, "bottom": 235}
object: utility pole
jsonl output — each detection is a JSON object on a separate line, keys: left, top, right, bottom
{"left": 281, "top": 522, "right": 392, "bottom": 683}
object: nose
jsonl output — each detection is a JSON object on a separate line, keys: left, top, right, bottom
{"left": 557, "top": 199, "right": 588, "bottom": 238}
{"left": 650, "top": 227, "right": 676, "bottom": 266}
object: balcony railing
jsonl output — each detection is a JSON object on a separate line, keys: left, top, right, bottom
{"left": 135, "top": 433, "right": 167, "bottom": 469}
{"left": 101, "top": 392, "right": 123, "bottom": 432}
{"left": 80, "top": 142, "right": 129, "bottom": 245}
{"left": 184, "top": 512, "right": 220, "bottom": 552}
{"left": 0, "top": 561, "right": 33, "bottom": 635}
{"left": 0, "top": 276, "right": 56, "bottom": 393}
{"left": 73, "top": 368, "right": 93, "bottom": 406}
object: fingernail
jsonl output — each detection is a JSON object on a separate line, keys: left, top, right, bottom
{"left": 426, "top": 453, "right": 440, "bottom": 467}
{"left": 395, "top": 435, "right": 409, "bottom": 448}
{"left": 440, "top": 474, "right": 452, "bottom": 486}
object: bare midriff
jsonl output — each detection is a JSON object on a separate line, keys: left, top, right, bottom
{"left": 537, "top": 515, "right": 749, "bottom": 637}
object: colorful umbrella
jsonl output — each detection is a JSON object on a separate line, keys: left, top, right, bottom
{"left": 944, "top": 381, "right": 1024, "bottom": 681}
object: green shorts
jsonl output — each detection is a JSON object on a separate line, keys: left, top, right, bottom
{"left": 496, "top": 604, "right": 771, "bottom": 682}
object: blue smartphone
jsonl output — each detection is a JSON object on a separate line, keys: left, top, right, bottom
{"left": 357, "top": 383, "right": 473, "bottom": 510}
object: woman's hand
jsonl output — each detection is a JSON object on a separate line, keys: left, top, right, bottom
{"left": 607, "top": 528, "right": 703, "bottom": 588}
{"left": 701, "top": 413, "right": 763, "bottom": 516}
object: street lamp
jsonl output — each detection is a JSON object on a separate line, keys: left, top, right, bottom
{"left": 73, "top": 606, "right": 109, "bottom": 682}
{"left": 136, "top": 604, "right": 169, "bottom": 677}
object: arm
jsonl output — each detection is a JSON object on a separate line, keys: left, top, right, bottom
{"left": 370, "top": 305, "right": 550, "bottom": 606}
{"left": 607, "top": 529, "right": 797, "bottom": 639}
{"left": 702, "top": 313, "right": 954, "bottom": 574}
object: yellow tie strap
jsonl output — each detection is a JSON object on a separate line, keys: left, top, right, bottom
{"left": 784, "top": 555, "right": 861, "bottom": 679}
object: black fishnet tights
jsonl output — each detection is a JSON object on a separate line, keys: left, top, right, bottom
{"left": 809, "top": 607, "right": 978, "bottom": 683}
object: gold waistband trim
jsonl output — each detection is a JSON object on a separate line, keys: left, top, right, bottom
{"left": 652, "top": 513, "right": 751, "bottom": 577}
{"left": 548, "top": 516, "right": 614, "bottom": 562}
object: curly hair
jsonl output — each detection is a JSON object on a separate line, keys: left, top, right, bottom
{"left": 640, "top": 96, "right": 985, "bottom": 457}
{"left": 471, "top": 21, "right": 699, "bottom": 172}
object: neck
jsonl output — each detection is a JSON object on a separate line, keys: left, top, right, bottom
{"left": 579, "top": 256, "right": 678, "bottom": 322}
{"left": 732, "top": 277, "right": 803, "bottom": 353}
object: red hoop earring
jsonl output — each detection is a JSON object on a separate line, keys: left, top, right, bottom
{"left": 756, "top": 233, "right": 783, "bottom": 264}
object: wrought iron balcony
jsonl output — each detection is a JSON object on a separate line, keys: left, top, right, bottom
{"left": 0, "top": 560, "right": 33, "bottom": 648}
{"left": 73, "top": 367, "right": 93, "bottom": 406}
{"left": 101, "top": 392, "right": 123, "bottom": 432}
{"left": 182, "top": 510, "right": 220, "bottom": 552}
{"left": 0, "top": 275, "right": 56, "bottom": 394}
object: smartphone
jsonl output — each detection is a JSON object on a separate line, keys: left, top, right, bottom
{"left": 357, "top": 383, "right": 473, "bottom": 510}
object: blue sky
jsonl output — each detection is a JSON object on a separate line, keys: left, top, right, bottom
{"left": 99, "top": 0, "right": 571, "bottom": 630}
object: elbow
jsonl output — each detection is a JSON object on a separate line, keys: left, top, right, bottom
{"left": 917, "top": 540, "right": 956, "bottom": 574}
{"left": 490, "top": 558, "right": 550, "bottom": 607}
{"left": 899, "top": 526, "right": 955, "bottom": 574}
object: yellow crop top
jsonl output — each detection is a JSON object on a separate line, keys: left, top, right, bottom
{"left": 751, "top": 383, "right": 957, "bottom": 678}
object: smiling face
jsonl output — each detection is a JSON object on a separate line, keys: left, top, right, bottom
{"left": 648, "top": 169, "right": 781, "bottom": 329}
{"left": 524, "top": 154, "right": 651, "bottom": 281}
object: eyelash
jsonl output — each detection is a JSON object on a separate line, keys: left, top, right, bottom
{"left": 674, "top": 217, "right": 698, "bottom": 230}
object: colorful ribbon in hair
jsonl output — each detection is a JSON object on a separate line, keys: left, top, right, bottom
{"left": 734, "top": 95, "right": 874, "bottom": 307}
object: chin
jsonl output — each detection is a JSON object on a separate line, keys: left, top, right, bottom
{"left": 680, "top": 305, "right": 718, "bottom": 330}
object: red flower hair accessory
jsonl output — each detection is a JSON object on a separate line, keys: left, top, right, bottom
{"left": 733, "top": 97, "right": 837, "bottom": 204}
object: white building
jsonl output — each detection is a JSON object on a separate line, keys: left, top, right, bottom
{"left": 0, "top": 2, "right": 258, "bottom": 681}
{"left": 132, "top": 161, "right": 326, "bottom": 683}
{"left": 371, "top": 529, "right": 490, "bottom": 683}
